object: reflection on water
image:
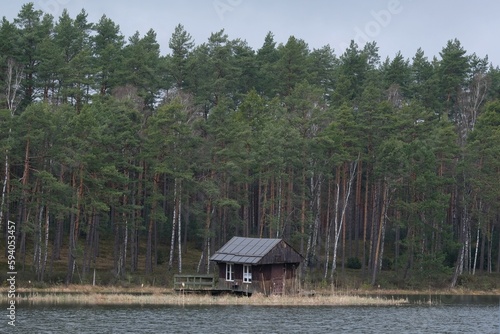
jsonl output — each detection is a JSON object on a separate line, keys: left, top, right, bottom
{"left": 4, "top": 295, "right": 499, "bottom": 334}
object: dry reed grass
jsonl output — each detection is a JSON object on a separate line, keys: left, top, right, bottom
{"left": 2, "top": 287, "right": 408, "bottom": 306}
{"left": 6, "top": 284, "right": 495, "bottom": 306}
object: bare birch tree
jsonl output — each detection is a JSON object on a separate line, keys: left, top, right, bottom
{"left": 329, "top": 156, "right": 358, "bottom": 280}
{"left": 1, "top": 59, "right": 23, "bottom": 231}
{"left": 451, "top": 56, "right": 489, "bottom": 287}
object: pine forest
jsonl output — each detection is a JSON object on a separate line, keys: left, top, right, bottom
{"left": 1, "top": 3, "right": 499, "bottom": 290}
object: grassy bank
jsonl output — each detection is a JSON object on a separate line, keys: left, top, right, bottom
{"left": 2, "top": 285, "right": 410, "bottom": 306}
{"left": 3, "top": 283, "right": 499, "bottom": 306}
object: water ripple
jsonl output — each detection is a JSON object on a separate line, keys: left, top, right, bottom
{"left": 5, "top": 300, "right": 500, "bottom": 334}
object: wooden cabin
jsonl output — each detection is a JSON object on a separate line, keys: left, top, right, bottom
{"left": 210, "top": 237, "right": 303, "bottom": 295}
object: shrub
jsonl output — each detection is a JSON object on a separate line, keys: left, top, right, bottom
{"left": 346, "top": 257, "right": 362, "bottom": 269}
{"left": 382, "top": 257, "right": 393, "bottom": 270}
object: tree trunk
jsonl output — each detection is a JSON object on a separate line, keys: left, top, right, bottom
{"left": 50, "top": 168, "right": 65, "bottom": 269}
{"left": 34, "top": 201, "right": 43, "bottom": 281}
{"left": 178, "top": 180, "right": 182, "bottom": 274}
{"left": 269, "top": 176, "right": 275, "bottom": 238}
{"left": 330, "top": 158, "right": 358, "bottom": 279}
{"left": 169, "top": 178, "right": 178, "bottom": 270}
{"left": 305, "top": 172, "right": 322, "bottom": 270}
{"left": 259, "top": 177, "right": 268, "bottom": 238}
{"left": 41, "top": 207, "right": 49, "bottom": 281}
{"left": 487, "top": 224, "right": 493, "bottom": 273}
{"left": 146, "top": 173, "right": 159, "bottom": 274}
{"left": 324, "top": 179, "right": 333, "bottom": 279}
{"left": 0, "top": 59, "right": 23, "bottom": 232}
{"left": 0, "top": 154, "right": 10, "bottom": 234}
{"left": 451, "top": 211, "right": 468, "bottom": 287}
{"left": 67, "top": 169, "right": 83, "bottom": 284}
{"left": 112, "top": 207, "right": 121, "bottom": 278}
{"left": 130, "top": 169, "right": 138, "bottom": 273}
{"left": 20, "top": 136, "right": 31, "bottom": 267}
{"left": 285, "top": 169, "right": 293, "bottom": 239}
{"left": 472, "top": 225, "right": 480, "bottom": 275}
{"left": 122, "top": 224, "right": 128, "bottom": 278}
{"left": 329, "top": 170, "right": 340, "bottom": 279}
{"left": 371, "top": 180, "right": 388, "bottom": 286}
{"left": 276, "top": 176, "right": 283, "bottom": 238}
{"left": 50, "top": 216, "right": 63, "bottom": 276}
{"left": 497, "top": 227, "right": 500, "bottom": 274}
{"left": 300, "top": 170, "right": 306, "bottom": 256}
{"left": 197, "top": 197, "right": 213, "bottom": 274}
{"left": 66, "top": 212, "right": 76, "bottom": 285}
{"left": 82, "top": 212, "right": 92, "bottom": 278}
{"left": 354, "top": 159, "right": 362, "bottom": 258}
{"left": 394, "top": 210, "right": 401, "bottom": 274}
{"left": 243, "top": 181, "right": 249, "bottom": 237}
{"left": 362, "top": 168, "right": 370, "bottom": 277}
{"left": 368, "top": 182, "right": 379, "bottom": 279}
{"left": 341, "top": 164, "right": 347, "bottom": 272}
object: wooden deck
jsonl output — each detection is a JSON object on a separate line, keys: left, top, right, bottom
{"left": 174, "top": 274, "right": 214, "bottom": 291}
{"left": 173, "top": 274, "right": 252, "bottom": 296}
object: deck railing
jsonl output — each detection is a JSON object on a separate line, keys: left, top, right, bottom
{"left": 173, "top": 274, "right": 215, "bottom": 291}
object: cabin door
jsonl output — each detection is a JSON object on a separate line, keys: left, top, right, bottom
{"left": 271, "top": 265, "right": 284, "bottom": 294}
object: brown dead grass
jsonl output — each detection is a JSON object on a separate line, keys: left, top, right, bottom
{"left": 342, "top": 287, "right": 500, "bottom": 296}
{"left": 2, "top": 285, "right": 409, "bottom": 306}
{"left": 5, "top": 283, "right": 498, "bottom": 307}
{"left": 10, "top": 293, "right": 408, "bottom": 306}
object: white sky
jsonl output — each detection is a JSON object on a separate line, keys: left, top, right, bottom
{"left": 3, "top": 0, "right": 500, "bottom": 66}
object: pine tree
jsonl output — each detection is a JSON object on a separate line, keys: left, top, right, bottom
{"left": 167, "top": 24, "right": 194, "bottom": 90}
{"left": 13, "top": 3, "right": 53, "bottom": 107}
{"left": 92, "top": 15, "right": 125, "bottom": 95}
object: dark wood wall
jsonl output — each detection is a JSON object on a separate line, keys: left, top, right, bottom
{"left": 215, "top": 262, "right": 299, "bottom": 295}
{"left": 259, "top": 241, "right": 303, "bottom": 265}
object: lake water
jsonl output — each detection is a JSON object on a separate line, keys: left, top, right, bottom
{"left": 4, "top": 295, "right": 499, "bottom": 333}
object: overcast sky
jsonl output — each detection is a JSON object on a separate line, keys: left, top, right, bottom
{"left": 3, "top": 0, "right": 500, "bottom": 66}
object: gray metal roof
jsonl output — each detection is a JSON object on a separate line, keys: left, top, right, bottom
{"left": 210, "top": 237, "right": 282, "bottom": 264}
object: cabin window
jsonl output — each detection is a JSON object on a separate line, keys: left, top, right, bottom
{"left": 226, "top": 263, "right": 234, "bottom": 281}
{"left": 243, "top": 265, "right": 252, "bottom": 283}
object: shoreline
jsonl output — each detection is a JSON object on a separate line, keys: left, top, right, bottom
{"left": 5, "top": 293, "right": 410, "bottom": 307}
{"left": 8, "top": 284, "right": 500, "bottom": 295}
{"left": 5, "top": 292, "right": 409, "bottom": 307}
{"left": 2, "top": 285, "right": 498, "bottom": 306}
